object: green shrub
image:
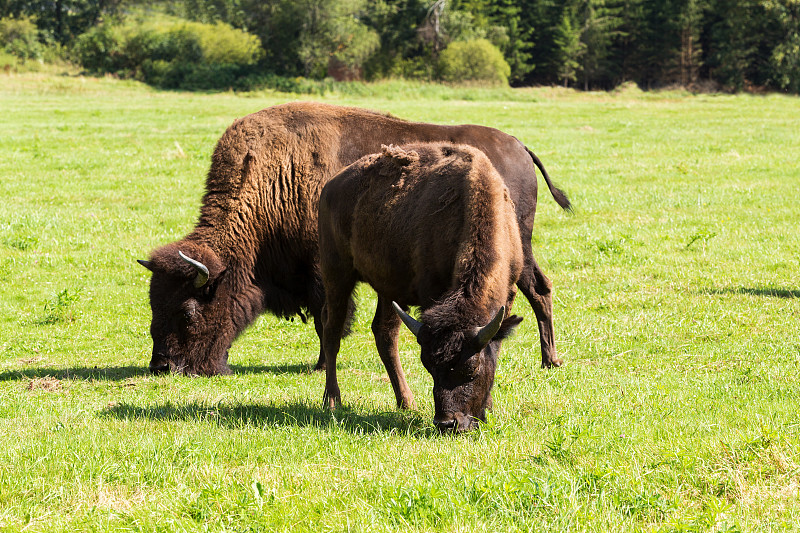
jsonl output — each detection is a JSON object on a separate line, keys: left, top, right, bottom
{"left": 438, "top": 38, "right": 511, "bottom": 85}
{"left": 156, "top": 26, "right": 204, "bottom": 64}
{"left": 389, "top": 55, "right": 437, "bottom": 81}
{"left": 190, "top": 21, "right": 263, "bottom": 66}
{"left": 72, "top": 18, "right": 264, "bottom": 89}
{"left": 121, "top": 27, "right": 198, "bottom": 71}
{"left": 0, "top": 49, "right": 17, "bottom": 70}
{"left": 122, "top": 28, "right": 162, "bottom": 68}
{"left": 0, "top": 16, "right": 44, "bottom": 61}
{"left": 72, "top": 25, "right": 123, "bottom": 73}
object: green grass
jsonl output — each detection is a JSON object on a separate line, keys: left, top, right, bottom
{"left": 1, "top": 73, "right": 799, "bottom": 532}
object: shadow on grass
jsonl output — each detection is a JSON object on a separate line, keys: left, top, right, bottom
{"left": 230, "top": 363, "right": 313, "bottom": 375}
{"left": 0, "top": 362, "right": 317, "bottom": 383}
{"left": 100, "top": 400, "right": 434, "bottom": 436}
{"left": 0, "top": 365, "right": 146, "bottom": 382}
{"left": 703, "top": 287, "right": 800, "bottom": 299}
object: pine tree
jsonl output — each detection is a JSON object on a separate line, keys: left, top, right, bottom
{"left": 706, "top": 0, "right": 762, "bottom": 90}
{"left": 677, "top": 0, "right": 704, "bottom": 86}
{"left": 488, "top": 0, "right": 534, "bottom": 84}
{"left": 576, "top": 0, "right": 624, "bottom": 90}
{"left": 761, "top": 0, "right": 800, "bottom": 92}
{"left": 525, "top": 0, "right": 566, "bottom": 85}
{"left": 554, "top": 6, "right": 584, "bottom": 87}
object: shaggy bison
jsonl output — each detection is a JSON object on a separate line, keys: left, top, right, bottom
{"left": 319, "top": 143, "right": 524, "bottom": 431}
{"left": 138, "top": 102, "right": 569, "bottom": 376}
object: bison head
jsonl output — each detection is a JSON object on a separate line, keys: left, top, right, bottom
{"left": 138, "top": 242, "right": 234, "bottom": 376}
{"left": 393, "top": 303, "right": 522, "bottom": 433}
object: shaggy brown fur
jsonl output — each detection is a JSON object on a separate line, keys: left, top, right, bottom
{"left": 319, "top": 143, "right": 525, "bottom": 431}
{"left": 139, "top": 102, "right": 569, "bottom": 376}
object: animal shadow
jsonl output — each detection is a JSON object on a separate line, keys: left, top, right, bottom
{"left": 101, "top": 401, "right": 435, "bottom": 436}
{"left": 230, "top": 363, "right": 312, "bottom": 375}
{"left": 0, "top": 362, "right": 314, "bottom": 383}
{"left": 703, "top": 287, "right": 800, "bottom": 299}
{"left": 0, "top": 365, "right": 145, "bottom": 383}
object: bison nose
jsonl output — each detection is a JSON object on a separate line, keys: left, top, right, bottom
{"left": 434, "top": 418, "right": 457, "bottom": 432}
{"left": 149, "top": 362, "right": 170, "bottom": 375}
{"left": 435, "top": 412, "right": 476, "bottom": 433}
{"left": 149, "top": 353, "right": 171, "bottom": 375}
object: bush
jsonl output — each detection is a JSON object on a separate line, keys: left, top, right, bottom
{"left": 191, "top": 22, "right": 263, "bottom": 66}
{"left": 438, "top": 39, "right": 511, "bottom": 85}
{"left": 72, "top": 18, "right": 264, "bottom": 89}
{"left": 0, "top": 16, "right": 44, "bottom": 61}
{"left": 72, "top": 25, "right": 123, "bottom": 73}
{"left": 0, "top": 49, "right": 18, "bottom": 70}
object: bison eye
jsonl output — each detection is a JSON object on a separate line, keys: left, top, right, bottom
{"left": 453, "top": 352, "right": 482, "bottom": 377}
{"left": 181, "top": 300, "right": 198, "bottom": 322}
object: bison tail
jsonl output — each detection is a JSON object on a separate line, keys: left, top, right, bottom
{"left": 525, "top": 147, "right": 572, "bottom": 212}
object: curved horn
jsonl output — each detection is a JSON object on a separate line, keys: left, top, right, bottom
{"left": 179, "top": 250, "right": 209, "bottom": 288}
{"left": 137, "top": 259, "right": 154, "bottom": 271}
{"left": 475, "top": 306, "right": 506, "bottom": 348}
{"left": 392, "top": 301, "right": 422, "bottom": 338}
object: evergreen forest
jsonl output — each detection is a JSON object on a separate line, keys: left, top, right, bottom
{"left": 2, "top": 0, "right": 799, "bottom": 93}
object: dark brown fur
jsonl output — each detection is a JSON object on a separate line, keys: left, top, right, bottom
{"left": 140, "top": 102, "right": 569, "bottom": 376}
{"left": 319, "top": 143, "right": 524, "bottom": 431}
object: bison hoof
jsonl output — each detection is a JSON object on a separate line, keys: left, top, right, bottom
{"left": 542, "top": 357, "right": 564, "bottom": 368}
{"left": 324, "top": 392, "right": 341, "bottom": 410}
{"left": 313, "top": 361, "right": 327, "bottom": 372}
{"left": 398, "top": 398, "right": 417, "bottom": 410}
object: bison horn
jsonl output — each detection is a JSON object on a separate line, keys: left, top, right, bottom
{"left": 475, "top": 306, "right": 506, "bottom": 348}
{"left": 179, "top": 250, "right": 209, "bottom": 288}
{"left": 137, "top": 259, "right": 154, "bottom": 271}
{"left": 392, "top": 301, "right": 423, "bottom": 338}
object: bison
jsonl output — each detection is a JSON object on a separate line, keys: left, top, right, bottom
{"left": 138, "top": 102, "right": 569, "bottom": 377}
{"left": 319, "top": 143, "right": 524, "bottom": 431}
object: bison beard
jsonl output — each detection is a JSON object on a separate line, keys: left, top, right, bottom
{"left": 138, "top": 101, "right": 569, "bottom": 377}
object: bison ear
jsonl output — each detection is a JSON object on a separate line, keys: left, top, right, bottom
{"left": 137, "top": 259, "right": 154, "bottom": 272}
{"left": 495, "top": 315, "right": 524, "bottom": 341}
{"left": 474, "top": 306, "right": 506, "bottom": 348}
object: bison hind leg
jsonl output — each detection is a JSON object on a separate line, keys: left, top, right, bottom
{"left": 517, "top": 249, "right": 563, "bottom": 368}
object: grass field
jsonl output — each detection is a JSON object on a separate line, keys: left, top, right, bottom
{"left": 0, "top": 72, "right": 798, "bottom": 532}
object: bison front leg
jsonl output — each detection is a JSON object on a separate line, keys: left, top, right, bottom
{"left": 321, "top": 281, "right": 356, "bottom": 410}
{"left": 313, "top": 294, "right": 357, "bottom": 371}
{"left": 517, "top": 248, "right": 563, "bottom": 368}
{"left": 372, "top": 297, "right": 416, "bottom": 410}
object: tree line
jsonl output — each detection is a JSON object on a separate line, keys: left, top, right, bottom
{"left": 2, "top": 0, "right": 799, "bottom": 93}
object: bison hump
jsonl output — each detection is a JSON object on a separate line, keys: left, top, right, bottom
{"left": 381, "top": 144, "right": 419, "bottom": 167}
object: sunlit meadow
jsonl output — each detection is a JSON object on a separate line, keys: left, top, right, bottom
{"left": 0, "top": 72, "right": 798, "bottom": 531}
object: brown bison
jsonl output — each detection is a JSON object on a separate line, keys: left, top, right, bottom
{"left": 319, "top": 143, "right": 524, "bottom": 431}
{"left": 138, "top": 102, "right": 569, "bottom": 376}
